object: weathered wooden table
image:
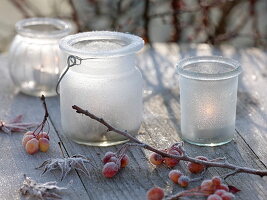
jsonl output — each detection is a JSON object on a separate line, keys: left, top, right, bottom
{"left": 1, "top": 44, "right": 267, "bottom": 200}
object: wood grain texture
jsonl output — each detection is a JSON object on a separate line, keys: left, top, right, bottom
{"left": 1, "top": 44, "right": 267, "bottom": 200}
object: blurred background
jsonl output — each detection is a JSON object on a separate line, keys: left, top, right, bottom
{"left": 0, "top": 0, "right": 266, "bottom": 53}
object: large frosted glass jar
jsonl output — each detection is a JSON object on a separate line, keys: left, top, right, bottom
{"left": 9, "top": 18, "right": 71, "bottom": 96}
{"left": 59, "top": 31, "right": 144, "bottom": 146}
{"left": 177, "top": 56, "right": 242, "bottom": 146}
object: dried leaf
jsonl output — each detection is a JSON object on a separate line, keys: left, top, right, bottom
{"left": 228, "top": 185, "right": 241, "bottom": 194}
{"left": 20, "top": 175, "right": 69, "bottom": 200}
{"left": 0, "top": 115, "right": 38, "bottom": 134}
{"left": 36, "top": 155, "right": 91, "bottom": 180}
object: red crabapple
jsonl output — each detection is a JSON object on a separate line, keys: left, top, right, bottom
{"left": 168, "top": 170, "right": 183, "bottom": 184}
{"left": 216, "top": 184, "right": 229, "bottom": 192}
{"left": 37, "top": 132, "right": 49, "bottom": 140}
{"left": 146, "top": 187, "right": 164, "bottom": 200}
{"left": 25, "top": 138, "right": 39, "bottom": 155}
{"left": 188, "top": 156, "right": 208, "bottom": 174}
{"left": 177, "top": 175, "right": 190, "bottom": 187}
{"left": 149, "top": 153, "right": 164, "bottom": 165}
{"left": 201, "top": 180, "right": 215, "bottom": 194}
{"left": 22, "top": 134, "right": 35, "bottom": 147}
{"left": 207, "top": 194, "right": 222, "bottom": 200}
{"left": 102, "top": 152, "right": 116, "bottom": 164}
{"left": 24, "top": 131, "right": 34, "bottom": 136}
{"left": 212, "top": 176, "right": 222, "bottom": 186}
{"left": 215, "top": 190, "right": 227, "bottom": 196}
{"left": 164, "top": 157, "right": 179, "bottom": 168}
{"left": 221, "top": 192, "right": 235, "bottom": 200}
{"left": 102, "top": 162, "right": 119, "bottom": 178}
{"left": 39, "top": 138, "right": 50, "bottom": 152}
{"left": 120, "top": 154, "right": 129, "bottom": 168}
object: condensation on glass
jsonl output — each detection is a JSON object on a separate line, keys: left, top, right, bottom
{"left": 177, "top": 56, "right": 242, "bottom": 146}
{"left": 8, "top": 18, "right": 71, "bottom": 97}
{"left": 59, "top": 31, "right": 144, "bottom": 146}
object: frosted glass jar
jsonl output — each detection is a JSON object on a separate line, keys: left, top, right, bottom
{"left": 177, "top": 56, "right": 242, "bottom": 146}
{"left": 59, "top": 31, "right": 144, "bottom": 146}
{"left": 9, "top": 18, "right": 71, "bottom": 97}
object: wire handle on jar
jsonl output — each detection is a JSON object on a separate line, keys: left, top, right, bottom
{"left": 56, "top": 55, "right": 93, "bottom": 95}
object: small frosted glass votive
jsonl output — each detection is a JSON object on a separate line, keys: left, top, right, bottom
{"left": 176, "top": 56, "right": 242, "bottom": 146}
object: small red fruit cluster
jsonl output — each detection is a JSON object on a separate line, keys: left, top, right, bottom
{"left": 146, "top": 187, "right": 164, "bottom": 200}
{"left": 102, "top": 151, "right": 129, "bottom": 178}
{"left": 22, "top": 131, "right": 50, "bottom": 155}
{"left": 168, "top": 169, "right": 190, "bottom": 187}
{"left": 149, "top": 146, "right": 182, "bottom": 168}
{"left": 201, "top": 177, "right": 235, "bottom": 200}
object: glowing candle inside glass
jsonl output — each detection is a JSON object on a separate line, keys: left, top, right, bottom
{"left": 177, "top": 56, "right": 242, "bottom": 146}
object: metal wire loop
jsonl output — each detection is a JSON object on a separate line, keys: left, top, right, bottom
{"left": 56, "top": 55, "right": 83, "bottom": 95}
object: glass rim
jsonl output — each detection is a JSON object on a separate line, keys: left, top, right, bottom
{"left": 16, "top": 18, "right": 72, "bottom": 39}
{"left": 176, "top": 56, "right": 242, "bottom": 80}
{"left": 59, "top": 31, "right": 144, "bottom": 58}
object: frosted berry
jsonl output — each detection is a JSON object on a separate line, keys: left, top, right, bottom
{"left": 102, "top": 152, "right": 116, "bottom": 164}
{"left": 102, "top": 162, "right": 119, "bottom": 178}
{"left": 164, "top": 157, "right": 179, "bottom": 168}
{"left": 39, "top": 138, "right": 50, "bottom": 152}
{"left": 207, "top": 194, "right": 222, "bottom": 200}
{"left": 217, "top": 184, "right": 229, "bottom": 192}
{"left": 146, "top": 187, "right": 164, "bottom": 200}
{"left": 177, "top": 175, "right": 190, "bottom": 187}
{"left": 22, "top": 134, "right": 35, "bottom": 147}
{"left": 149, "top": 153, "right": 164, "bottom": 165}
{"left": 168, "top": 148, "right": 181, "bottom": 156}
{"left": 215, "top": 190, "right": 227, "bottom": 196}
{"left": 168, "top": 170, "right": 183, "bottom": 184}
{"left": 212, "top": 176, "right": 222, "bottom": 186}
{"left": 120, "top": 154, "right": 129, "bottom": 168}
{"left": 109, "top": 156, "right": 119, "bottom": 164}
{"left": 188, "top": 156, "right": 208, "bottom": 174}
{"left": 37, "top": 132, "right": 49, "bottom": 140}
{"left": 201, "top": 180, "right": 215, "bottom": 194}
{"left": 221, "top": 192, "right": 235, "bottom": 200}
{"left": 24, "top": 131, "right": 34, "bottom": 136}
{"left": 25, "top": 138, "right": 39, "bottom": 155}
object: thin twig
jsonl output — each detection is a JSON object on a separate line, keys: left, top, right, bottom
{"left": 32, "top": 95, "right": 49, "bottom": 135}
{"left": 72, "top": 105, "right": 267, "bottom": 178}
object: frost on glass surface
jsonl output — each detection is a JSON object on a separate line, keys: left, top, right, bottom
{"left": 73, "top": 39, "right": 128, "bottom": 52}
{"left": 183, "top": 62, "right": 234, "bottom": 74}
{"left": 60, "top": 65, "right": 143, "bottom": 146}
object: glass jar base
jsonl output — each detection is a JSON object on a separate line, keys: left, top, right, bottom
{"left": 182, "top": 137, "right": 233, "bottom": 147}
{"left": 20, "top": 88, "right": 57, "bottom": 97}
{"left": 71, "top": 138, "right": 130, "bottom": 147}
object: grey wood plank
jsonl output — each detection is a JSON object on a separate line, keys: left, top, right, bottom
{"left": 0, "top": 56, "right": 90, "bottom": 200}
{"left": 46, "top": 44, "right": 267, "bottom": 200}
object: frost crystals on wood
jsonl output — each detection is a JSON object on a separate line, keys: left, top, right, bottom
{"left": 36, "top": 154, "right": 91, "bottom": 180}
{"left": 20, "top": 175, "right": 68, "bottom": 199}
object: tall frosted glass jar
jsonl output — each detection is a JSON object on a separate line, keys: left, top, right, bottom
{"left": 9, "top": 18, "right": 71, "bottom": 96}
{"left": 177, "top": 56, "right": 242, "bottom": 146}
{"left": 59, "top": 31, "right": 144, "bottom": 146}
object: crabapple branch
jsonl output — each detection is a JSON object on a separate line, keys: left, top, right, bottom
{"left": 32, "top": 95, "right": 49, "bottom": 134}
{"left": 72, "top": 105, "right": 267, "bottom": 178}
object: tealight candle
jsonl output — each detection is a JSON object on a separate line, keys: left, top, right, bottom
{"left": 176, "top": 56, "right": 242, "bottom": 146}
